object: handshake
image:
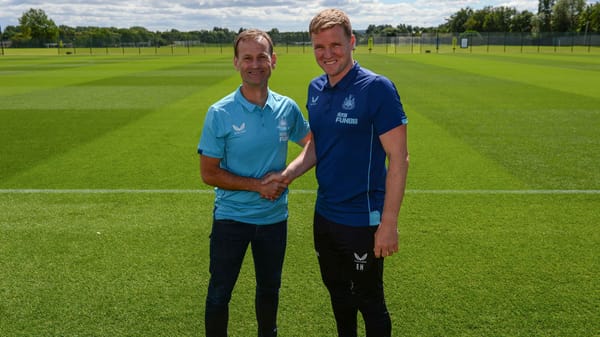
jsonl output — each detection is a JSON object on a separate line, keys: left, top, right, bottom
{"left": 259, "top": 171, "right": 292, "bottom": 201}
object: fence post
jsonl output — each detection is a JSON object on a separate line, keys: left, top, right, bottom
{"left": 0, "top": 25, "right": 4, "bottom": 56}
{"left": 386, "top": 37, "right": 389, "bottom": 54}
{"left": 520, "top": 32, "right": 523, "bottom": 53}
{"left": 584, "top": 21, "right": 590, "bottom": 53}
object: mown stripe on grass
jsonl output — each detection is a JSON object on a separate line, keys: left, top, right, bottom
{"left": 1, "top": 189, "right": 599, "bottom": 194}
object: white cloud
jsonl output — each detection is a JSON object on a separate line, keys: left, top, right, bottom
{"left": 0, "top": 0, "right": 591, "bottom": 32}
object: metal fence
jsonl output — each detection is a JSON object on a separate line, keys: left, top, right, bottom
{"left": 2, "top": 32, "right": 599, "bottom": 56}
{"left": 361, "top": 32, "right": 600, "bottom": 54}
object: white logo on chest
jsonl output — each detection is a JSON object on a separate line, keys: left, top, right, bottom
{"left": 232, "top": 123, "right": 246, "bottom": 134}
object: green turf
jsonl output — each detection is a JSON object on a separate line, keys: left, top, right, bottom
{"left": 1, "top": 51, "right": 598, "bottom": 336}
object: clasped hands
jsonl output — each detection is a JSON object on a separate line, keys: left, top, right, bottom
{"left": 258, "top": 172, "right": 290, "bottom": 201}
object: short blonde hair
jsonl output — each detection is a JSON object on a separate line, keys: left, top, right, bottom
{"left": 234, "top": 29, "right": 274, "bottom": 57}
{"left": 309, "top": 8, "right": 352, "bottom": 38}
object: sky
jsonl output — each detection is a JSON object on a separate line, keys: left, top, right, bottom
{"left": 0, "top": 0, "right": 594, "bottom": 32}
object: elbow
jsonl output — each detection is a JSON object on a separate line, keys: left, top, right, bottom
{"left": 200, "top": 155, "right": 220, "bottom": 187}
{"left": 200, "top": 171, "right": 217, "bottom": 187}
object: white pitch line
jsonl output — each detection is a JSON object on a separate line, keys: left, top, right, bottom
{"left": 403, "top": 189, "right": 600, "bottom": 194}
{"left": 0, "top": 189, "right": 599, "bottom": 194}
{"left": 0, "top": 189, "right": 214, "bottom": 194}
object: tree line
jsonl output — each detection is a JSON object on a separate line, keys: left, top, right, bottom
{"left": 1, "top": 0, "right": 599, "bottom": 48}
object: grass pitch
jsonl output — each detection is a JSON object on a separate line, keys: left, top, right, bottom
{"left": 1, "top": 50, "right": 599, "bottom": 336}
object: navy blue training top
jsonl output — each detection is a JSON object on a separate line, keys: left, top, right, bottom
{"left": 307, "top": 62, "right": 407, "bottom": 227}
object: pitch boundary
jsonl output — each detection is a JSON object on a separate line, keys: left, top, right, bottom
{"left": 1, "top": 189, "right": 599, "bottom": 194}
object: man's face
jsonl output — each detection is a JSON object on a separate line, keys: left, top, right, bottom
{"left": 311, "top": 25, "right": 355, "bottom": 86}
{"left": 234, "top": 37, "right": 276, "bottom": 88}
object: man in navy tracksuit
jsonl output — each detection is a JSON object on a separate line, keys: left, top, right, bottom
{"left": 266, "top": 8, "right": 409, "bottom": 337}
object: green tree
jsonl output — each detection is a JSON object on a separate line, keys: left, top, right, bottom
{"left": 552, "top": 0, "right": 586, "bottom": 32}
{"left": 484, "top": 6, "right": 517, "bottom": 32}
{"left": 58, "top": 25, "right": 75, "bottom": 45}
{"left": 268, "top": 28, "right": 281, "bottom": 44}
{"left": 512, "top": 10, "right": 535, "bottom": 32}
{"left": 579, "top": 2, "right": 600, "bottom": 33}
{"left": 465, "top": 6, "right": 490, "bottom": 31}
{"left": 18, "top": 8, "right": 59, "bottom": 47}
{"left": 446, "top": 7, "right": 474, "bottom": 33}
{"left": 538, "top": 0, "right": 556, "bottom": 32}
{"left": 1, "top": 25, "right": 19, "bottom": 40}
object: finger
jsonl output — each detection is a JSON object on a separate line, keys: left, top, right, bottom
{"left": 374, "top": 247, "right": 382, "bottom": 258}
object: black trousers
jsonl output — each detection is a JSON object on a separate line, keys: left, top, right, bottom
{"left": 313, "top": 212, "right": 391, "bottom": 337}
{"left": 205, "top": 219, "right": 287, "bottom": 337}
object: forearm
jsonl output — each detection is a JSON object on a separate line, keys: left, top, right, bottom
{"left": 281, "top": 139, "right": 317, "bottom": 183}
{"left": 373, "top": 152, "right": 408, "bottom": 257}
{"left": 200, "top": 154, "right": 287, "bottom": 201}
{"left": 202, "top": 167, "right": 262, "bottom": 192}
{"left": 381, "top": 152, "right": 409, "bottom": 228}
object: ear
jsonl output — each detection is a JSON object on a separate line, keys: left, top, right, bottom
{"left": 233, "top": 56, "right": 240, "bottom": 71}
{"left": 271, "top": 53, "right": 277, "bottom": 69}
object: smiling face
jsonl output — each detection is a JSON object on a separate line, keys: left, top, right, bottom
{"left": 311, "top": 24, "right": 355, "bottom": 87}
{"left": 233, "top": 36, "right": 276, "bottom": 89}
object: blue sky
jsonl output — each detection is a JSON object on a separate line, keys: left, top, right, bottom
{"left": 0, "top": 1, "right": 595, "bottom": 32}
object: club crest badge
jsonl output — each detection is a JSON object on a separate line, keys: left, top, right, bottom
{"left": 342, "top": 94, "right": 355, "bottom": 110}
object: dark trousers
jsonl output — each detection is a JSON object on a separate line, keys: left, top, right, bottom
{"left": 205, "top": 219, "right": 287, "bottom": 337}
{"left": 314, "top": 212, "right": 391, "bottom": 337}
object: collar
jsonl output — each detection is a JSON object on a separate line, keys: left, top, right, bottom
{"left": 235, "top": 86, "right": 274, "bottom": 111}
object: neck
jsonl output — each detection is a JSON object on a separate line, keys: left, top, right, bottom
{"left": 240, "top": 85, "right": 268, "bottom": 107}
{"left": 328, "top": 60, "right": 355, "bottom": 87}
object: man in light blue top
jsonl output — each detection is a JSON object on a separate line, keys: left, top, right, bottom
{"left": 198, "top": 29, "right": 311, "bottom": 337}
